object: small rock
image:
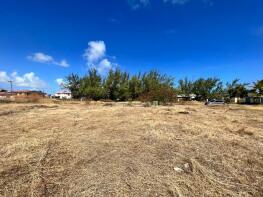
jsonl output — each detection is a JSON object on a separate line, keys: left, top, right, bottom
{"left": 183, "top": 163, "right": 193, "bottom": 173}
{"left": 178, "top": 111, "right": 189, "bottom": 114}
{"left": 184, "top": 163, "right": 190, "bottom": 169}
{"left": 174, "top": 167, "right": 184, "bottom": 173}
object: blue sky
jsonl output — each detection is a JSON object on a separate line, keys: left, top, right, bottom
{"left": 0, "top": 0, "right": 263, "bottom": 93}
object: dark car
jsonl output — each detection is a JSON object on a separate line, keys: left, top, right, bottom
{"left": 205, "top": 99, "right": 225, "bottom": 105}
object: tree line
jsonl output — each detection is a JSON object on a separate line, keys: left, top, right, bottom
{"left": 64, "top": 68, "right": 263, "bottom": 102}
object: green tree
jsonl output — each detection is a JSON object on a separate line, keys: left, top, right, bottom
{"left": 178, "top": 78, "right": 193, "bottom": 96}
{"left": 192, "top": 78, "right": 223, "bottom": 100}
{"left": 129, "top": 74, "right": 143, "bottom": 100}
{"left": 140, "top": 70, "right": 175, "bottom": 103}
{"left": 253, "top": 80, "right": 263, "bottom": 95}
{"left": 226, "top": 79, "right": 248, "bottom": 98}
{"left": 141, "top": 70, "right": 174, "bottom": 93}
{"left": 64, "top": 73, "right": 81, "bottom": 98}
{"left": 104, "top": 68, "right": 130, "bottom": 101}
{"left": 104, "top": 69, "right": 113, "bottom": 100}
{"left": 119, "top": 71, "right": 130, "bottom": 101}
{"left": 79, "top": 69, "right": 105, "bottom": 100}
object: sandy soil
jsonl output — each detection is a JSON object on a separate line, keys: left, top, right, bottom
{"left": 0, "top": 102, "right": 263, "bottom": 197}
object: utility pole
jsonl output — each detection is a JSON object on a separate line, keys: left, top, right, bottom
{"left": 8, "top": 80, "right": 13, "bottom": 94}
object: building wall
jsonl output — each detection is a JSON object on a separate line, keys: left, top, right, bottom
{"left": 234, "top": 97, "right": 263, "bottom": 104}
{"left": 55, "top": 93, "right": 72, "bottom": 99}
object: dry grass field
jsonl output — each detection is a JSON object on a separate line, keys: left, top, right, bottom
{"left": 0, "top": 101, "right": 263, "bottom": 197}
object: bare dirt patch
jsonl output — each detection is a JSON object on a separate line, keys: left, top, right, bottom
{"left": 0, "top": 102, "right": 263, "bottom": 196}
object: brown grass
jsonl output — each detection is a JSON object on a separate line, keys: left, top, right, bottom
{"left": 0, "top": 102, "right": 263, "bottom": 196}
{"left": 14, "top": 94, "right": 43, "bottom": 103}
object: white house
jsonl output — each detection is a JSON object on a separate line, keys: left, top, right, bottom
{"left": 177, "top": 94, "right": 196, "bottom": 102}
{"left": 54, "top": 90, "right": 72, "bottom": 99}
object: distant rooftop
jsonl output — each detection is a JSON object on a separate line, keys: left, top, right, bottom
{"left": 13, "top": 90, "right": 43, "bottom": 93}
{"left": 56, "top": 89, "right": 71, "bottom": 94}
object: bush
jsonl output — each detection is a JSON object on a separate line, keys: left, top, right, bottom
{"left": 139, "top": 87, "right": 176, "bottom": 104}
{"left": 143, "top": 102, "right": 151, "bottom": 107}
{"left": 126, "top": 101, "right": 133, "bottom": 107}
{"left": 14, "top": 94, "right": 42, "bottom": 103}
{"left": 0, "top": 99, "right": 12, "bottom": 103}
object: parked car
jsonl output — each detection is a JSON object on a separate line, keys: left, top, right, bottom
{"left": 205, "top": 99, "right": 225, "bottom": 105}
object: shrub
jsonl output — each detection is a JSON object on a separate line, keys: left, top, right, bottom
{"left": 143, "top": 102, "right": 151, "bottom": 107}
{"left": 139, "top": 87, "right": 176, "bottom": 104}
{"left": 14, "top": 94, "right": 41, "bottom": 103}
{"left": 0, "top": 99, "right": 12, "bottom": 103}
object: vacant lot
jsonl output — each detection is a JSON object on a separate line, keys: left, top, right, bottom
{"left": 0, "top": 102, "right": 263, "bottom": 196}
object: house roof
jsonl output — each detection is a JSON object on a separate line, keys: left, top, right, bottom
{"left": 56, "top": 90, "right": 71, "bottom": 94}
{"left": 0, "top": 92, "right": 10, "bottom": 96}
{"left": 177, "top": 94, "right": 196, "bottom": 98}
{"left": 13, "top": 90, "right": 43, "bottom": 93}
{"left": 13, "top": 90, "right": 31, "bottom": 93}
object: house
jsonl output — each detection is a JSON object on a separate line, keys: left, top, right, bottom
{"left": 244, "top": 96, "right": 263, "bottom": 104}
{"left": 233, "top": 93, "right": 263, "bottom": 104}
{"left": 177, "top": 94, "right": 196, "bottom": 102}
{"left": 13, "top": 90, "right": 45, "bottom": 97}
{"left": 0, "top": 89, "right": 7, "bottom": 92}
{"left": 0, "top": 89, "right": 10, "bottom": 99}
{"left": 53, "top": 90, "right": 72, "bottom": 99}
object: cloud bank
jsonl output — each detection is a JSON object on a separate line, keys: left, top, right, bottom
{"left": 0, "top": 71, "right": 46, "bottom": 89}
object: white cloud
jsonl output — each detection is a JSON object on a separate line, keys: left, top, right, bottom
{"left": 27, "top": 52, "right": 53, "bottom": 63}
{"left": 56, "top": 78, "right": 65, "bottom": 86}
{"left": 0, "top": 71, "right": 10, "bottom": 82}
{"left": 83, "top": 41, "right": 106, "bottom": 63}
{"left": 163, "top": 0, "right": 213, "bottom": 5}
{"left": 27, "top": 52, "right": 70, "bottom": 67}
{"left": 163, "top": 0, "right": 190, "bottom": 5}
{"left": 96, "top": 59, "right": 114, "bottom": 74}
{"left": 83, "top": 41, "right": 118, "bottom": 74}
{"left": 0, "top": 70, "right": 46, "bottom": 89}
{"left": 54, "top": 59, "right": 70, "bottom": 67}
{"left": 127, "top": 0, "right": 150, "bottom": 10}
{"left": 127, "top": 0, "right": 212, "bottom": 8}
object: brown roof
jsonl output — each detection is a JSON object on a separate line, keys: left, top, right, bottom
{"left": 0, "top": 92, "right": 10, "bottom": 96}
{"left": 13, "top": 90, "right": 44, "bottom": 94}
{"left": 13, "top": 90, "right": 33, "bottom": 93}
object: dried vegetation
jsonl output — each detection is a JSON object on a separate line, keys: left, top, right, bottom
{"left": 0, "top": 102, "right": 263, "bottom": 196}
